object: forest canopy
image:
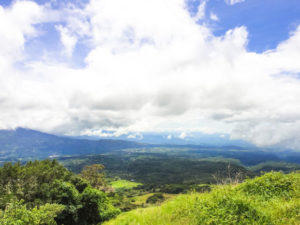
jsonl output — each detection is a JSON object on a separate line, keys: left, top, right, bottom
{"left": 0, "top": 160, "right": 119, "bottom": 225}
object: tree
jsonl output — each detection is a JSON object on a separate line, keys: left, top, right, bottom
{"left": 79, "top": 164, "right": 106, "bottom": 190}
{"left": 0, "top": 160, "right": 119, "bottom": 225}
{"left": 0, "top": 200, "right": 64, "bottom": 225}
{"left": 78, "top": 187, "right": 120, "bottom": 225}
{"left": 49, "top": 180, "right": 80, "bottom": 225}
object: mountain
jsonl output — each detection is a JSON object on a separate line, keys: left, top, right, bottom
{"left": 79, "top": 131, "right": 254, "bottom": 147}
{"left": 0, "top": 128, "right": 145, "bottom": 159}
{"left": 1, "top": 128, "right": 299, "bottom": 165}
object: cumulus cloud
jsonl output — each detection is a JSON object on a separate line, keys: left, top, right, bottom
{"left": 1, "top": 0, "right": 300, "bottom": 150}
{"left": 0, "top": 1, "right": 45, "bottom": 62}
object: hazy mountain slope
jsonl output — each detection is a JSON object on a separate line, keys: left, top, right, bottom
{"left": 80, "top": 131, "right": 254, "bottom": 147}
{"left": 0, "top": 128, "right": 144, "bottom": 159}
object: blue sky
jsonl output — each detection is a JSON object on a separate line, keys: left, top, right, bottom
{"left": 2, "top": 0, "right": 300, "bottom": 62}
{"left": 188, "top": 0, "right": 300, "bottom": 52}
{"left": 1, "top": 0, "right": 300, "bottom": 149}
{"left": 2, "top": 0, "right": 300, "bottom": 54}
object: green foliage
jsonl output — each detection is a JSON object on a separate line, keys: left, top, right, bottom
{"left": 0, "top": 200, "right": 64, "bottom": 225}
{"left": 104, "top": 172, "right": 300, "bottom": 225}
{"left": 249, "top": 161, "right": 300, "bottom": 173}
{"left": 0, "top": 160, "right": 72, "bottom": 208}
{"left": 61, "top": 154, "right": 252, "bottom": 186}
{"left": 238, "top": 171, "right": 299, "bottom": 200}
{"left": 49, "top": 180, "right": 80, "bottom": 225}
{"left": 80, "top": 164, "right": 107, "bottom": 189}
{"left": 50, "top": 180, "right": 80, "bottom": 205}
{"left": 0, "top": 160, "right": 119, "bottom": 225}
{"left": 193, "top": 187, "right": 272, "bottom": 225}
{"left": 78, "top": 187, "right": 120, "bottom": 225}
{"left": 70, "top": 176, "right": 89, "bottom": 193}
{"left": 61, "top": 153, "right": 254, "bottom": 214}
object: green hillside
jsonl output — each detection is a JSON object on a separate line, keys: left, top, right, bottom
{"left": 104, "top": 172, "right": 300, "bottom": 225}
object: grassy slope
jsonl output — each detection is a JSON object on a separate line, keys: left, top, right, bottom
{"left": 132, "top": 193, "right": 178, "bottom": 205}
{"left": 104, "top": 172, "right": 300, "bottom": 225}
{"left": 110, "top": 180, "right": 142, "bottom": 189}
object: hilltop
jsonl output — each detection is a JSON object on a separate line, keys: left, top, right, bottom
{"left": 104, "top": 172, "right": 300, "bottom": 225}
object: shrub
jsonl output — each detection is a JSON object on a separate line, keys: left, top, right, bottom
{"left": 78, "top": 187, "right": 120, "bottom": 225}
{"left": 238, "top": 172, "right": 298, "bottom": 200}
{"left": 146, "top": 193, "right": 165, "bottom": 204}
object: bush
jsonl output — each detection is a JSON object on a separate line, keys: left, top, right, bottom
{"left": 78, "top": 187, "right": 120, "bottom": 225}
{"left": 146, "top": 193, "right": 165, "bottom": 204}
{"left": 238, "top": 171, "right": 298, "bottom": 200}
{"left": 194, "top": 187, "right": 272, "bottom": 225}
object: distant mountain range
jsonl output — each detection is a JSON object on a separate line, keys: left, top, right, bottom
{"left": 1, "top": 128, "right": 299, "bottom": 165}
{"left": 0, "top": 128, "right": 254, "bottom": 160}
{"left": 0, "top": 128, "right": 145, "bottom": 159}
{"left": 77, "top": 131, "right": 254, "bottom": 147}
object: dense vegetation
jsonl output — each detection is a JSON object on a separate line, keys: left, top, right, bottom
{"left": 0, "top": 129, "right": 299, "bottom": 225}
{"left": 0, "top": 157, "right": 299, "bottom": 224}
{"left": 249, "top": 161, "right": 300, "bottom": 173}
{"left": 0, "top": 160, "right": 119, "bottom": 225}
{"left": 104, "top": 172, "right": 300, "bottom": 225}
{"left": 60, "top": 154, "right": 252, "bottom": 183}
{"left": 59, "top": 150, "right": 300, "bottom": 192}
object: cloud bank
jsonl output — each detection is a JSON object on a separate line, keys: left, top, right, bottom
{"left": 1, "top": 0, "right": 300, "bottom": 150}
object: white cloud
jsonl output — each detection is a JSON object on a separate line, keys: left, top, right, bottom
{"left": 224, "top": 0, "right": 245, "bottom": 5}
{"left": 194, "top": 1, "right": 206, "bottom": 21}
{"left": 127, "top": 132, "right": 143, "bottom": 139}
{"left": 0, "top": 1, "right": 45, "bottom": 62}
{"left": 210, "top": 12, "right": 218, "bottom": 21}
{"left": 1, "top": 0, "right": 300, "bottom": 150}
{"left": 56, "top": 25, "right": 78, "bottom": 57}
{"left": 179, "top": 132, "right": 187, "bottom": 139}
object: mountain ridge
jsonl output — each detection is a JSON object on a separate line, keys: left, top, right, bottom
{"left": 0, "top": 128, "right": 145, "bottom": 159}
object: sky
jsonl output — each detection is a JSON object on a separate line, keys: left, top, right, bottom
{"left": 1, "top": 0, "right": 300, "bottom": 150}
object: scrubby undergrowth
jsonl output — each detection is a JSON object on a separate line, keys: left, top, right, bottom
{"left": 104, "top": 172, "right": 300, "bottom": 225}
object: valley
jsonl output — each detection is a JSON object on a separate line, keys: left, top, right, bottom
{"left": 0, "top": 128, "right": 299, "bottom": 224}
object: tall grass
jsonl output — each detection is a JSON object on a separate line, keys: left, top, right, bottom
{"left": 104, "top": 172, "right": 300, "bottom": 225}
